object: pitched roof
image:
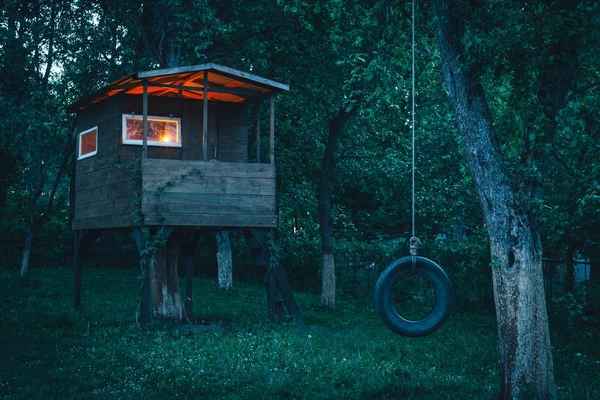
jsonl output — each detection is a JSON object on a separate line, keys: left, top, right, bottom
{"left": 67, "top": 63, "right": 289, "bottom": 112}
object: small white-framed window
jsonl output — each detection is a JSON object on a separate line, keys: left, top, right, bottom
{"left": 78, "top": 127, "right": 98, "bottom": 160}
{"left": 122, "top": 114, "right": 181, "bottom": 147}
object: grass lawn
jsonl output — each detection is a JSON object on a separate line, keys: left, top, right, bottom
{"left": 0, "top": 267, "right": 598, "bottom": 399}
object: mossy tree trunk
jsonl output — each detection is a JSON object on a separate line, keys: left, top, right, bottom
{"left": 149, "top": 240, "right": 186, "bottom": 321}
{"left": 431, "top": 1, "right": 558, "bottom": 398}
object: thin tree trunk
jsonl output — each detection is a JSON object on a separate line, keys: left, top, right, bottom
{"left": 48, "top": 133, "right": 75, "bottom": 215}
{"left": 20, "top": 228, "right": 34, "bottom": 278}
{"left": 564, "top": 244, "right": 575, "bottom": 293}
{"left": 318, "top": 106, "right": 358, "bottom": 308}
{"left": 20, "top": 185, "right": 42, "bottom": 278}
{"left": 41, "top": 0, "right": 57, "bottom": 93}
{"left": 587, "top": 262, "right": 600, "bottom": 316}
{"left": 216, "top": 231, "right": 233, "bottom": 292}
{"left": 149, "top": 241, "right": 186, "bottom": 321}
{"left": 0, "top": 149, "right": 15, "bottom": 211}
{"left": 431, "top": 1, "right": 555, "bottom": 398}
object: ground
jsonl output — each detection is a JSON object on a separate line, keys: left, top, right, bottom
{"left": 0, "top": 267, "right": 598, "bottom": 399}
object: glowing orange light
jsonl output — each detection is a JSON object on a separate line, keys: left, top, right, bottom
{"left": 162, "top": 135, "right": 171, "bottom": 143}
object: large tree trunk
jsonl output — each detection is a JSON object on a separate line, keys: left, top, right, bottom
{"left": 216, "top": 231, "right": 233, "bottom": 292}
{"left": 431, "top": 1, "right": 555, "bottom": 398}
{"left": 318, "top": 106, "right": 358, "bottom": 308}
{"left": 149, "top": 241, "right": 186, "bottom": 321}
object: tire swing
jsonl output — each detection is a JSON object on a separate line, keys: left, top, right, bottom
{"left": 374, "top": 251, "right": 454, "bottom": 337}
{"left": 374, "top": 0, "right": 453, "bottom": 337}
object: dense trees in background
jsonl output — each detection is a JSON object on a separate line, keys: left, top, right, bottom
{"left": 1, "top": 0, "right": 599, "bottom": 398}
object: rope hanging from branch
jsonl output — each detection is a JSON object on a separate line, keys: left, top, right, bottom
{"left": 373, "top": 0, "right": 454, "bottom": 338}
{"left": 410, "top": 0, "right": 420, "bottom": 258}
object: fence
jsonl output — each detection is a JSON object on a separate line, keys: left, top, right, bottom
{"left": 335, "top": 258, "right": 597, "bottom": 306}
{"left": 336, "top": 262, "right": 381, "bottom": 300}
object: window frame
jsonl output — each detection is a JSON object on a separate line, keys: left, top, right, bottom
{"left": 78, "top": 126, "right": 98, "bottom": 160}
{"left": 121, "top": 114, "right": 182, "bottom": 148}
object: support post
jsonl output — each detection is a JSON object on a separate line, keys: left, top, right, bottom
{"left": 142, "top": 80, "right": 148, "bottom": 159}
{"left": 185, "top": 255, "right": 193, "bottom": 318}
{"left": 203, "top": 71, "right": 209, "bottom": 161}
{"left": 256, "top": 102, "right": 261, "bottom": 163}
{"left": 266, "top": 268, "right": 277, "bottom": 321}
{"left": 133, "top": 228, "right": 150, "bottom": 325}
{"left": 244, "top": 229, "right": 303, "bottom": 325}
{"left": 73, "top": 230, "right": 86, "bottom": 311}
{"left": 269, "top": 95, "right": 275, "bottom": 164}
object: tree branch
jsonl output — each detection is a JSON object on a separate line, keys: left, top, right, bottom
{"left": 566, "top": 81, "right": 600, "bottom": 103}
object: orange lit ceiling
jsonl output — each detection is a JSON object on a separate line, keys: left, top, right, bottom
{"left": 68, "top": 63, "right": 289, "bottom": 113}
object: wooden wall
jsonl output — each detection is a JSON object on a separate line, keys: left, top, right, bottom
{"left": 141, "top": 159, "right": 277, "bottom": 228}
{"left": 73, "top": 97, "right": 139, "bottom": 230}
{"left": 118, "top": 95, "right": 246, "bottom": 162}
{"left": 73, "top": 94, "right": 259, "bottom": 231}
{"left": 218, "top": 103, "right": 248, "bottom": 162}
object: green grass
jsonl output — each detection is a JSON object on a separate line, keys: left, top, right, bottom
{"left": 0, "top": 267, "right": 598, "bottom": 399}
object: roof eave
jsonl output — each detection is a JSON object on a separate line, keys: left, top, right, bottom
{"left": 138, "top": 63, "right": 290, "bottom": 92}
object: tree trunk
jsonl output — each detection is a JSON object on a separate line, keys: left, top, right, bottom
{"left": 48, "top": 131, "right": 75, "bottom": 215}
{"left": 431, "top": 1, "right": 555, "bottom": 398}
{"left": 216, "top": 231, "right": 233, "bottom": 292}
{"left": 318, "top": 106, "right": 358, "bottom": 308}
{"left": 149, "top": 241, "right": 186, "bottom": 321}
{"left": 586, "top": 262, "right": 600, "bottom": 316}
{"left": 564, "top": 245, "right": 575, "bottom": 293}
{"left": 321, "top": 252, "right": 336, "bottom": 307}
{"left": 20, "top": 227, "right": 33, "bottom": 278}
{"left": 20, "top": 185, "right": 42, "bottom": 278}
{"left": 0, "top": 149, "right": 16, "bottom": 211}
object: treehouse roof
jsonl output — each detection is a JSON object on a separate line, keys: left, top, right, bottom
{"left": 67, "top": 63, "right": 289, "bottom": 113}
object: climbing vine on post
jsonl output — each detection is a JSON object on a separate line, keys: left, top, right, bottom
{"left": 116, "top": 156, "right": 203, "bottom": 322}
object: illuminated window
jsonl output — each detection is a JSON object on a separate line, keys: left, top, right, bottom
{"left": 78, "top": 127, "right": 98, "bottom": 160}
{"left": 122, "top": 114, "right": 181, "bottom": 147}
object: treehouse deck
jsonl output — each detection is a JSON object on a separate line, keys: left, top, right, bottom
{"left": 141, "top": 159, "right": 277, "bottom": 228}
{"left": 73, "top": 158, "right": 277, "bottom": 230}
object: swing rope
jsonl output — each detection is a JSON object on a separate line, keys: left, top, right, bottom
{"left": 409, "top": 0, "right": 420, "bottom": 258}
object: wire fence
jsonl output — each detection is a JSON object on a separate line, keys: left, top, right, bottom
{"left": 335, "top": 258, "right": 598, "bottom": 308}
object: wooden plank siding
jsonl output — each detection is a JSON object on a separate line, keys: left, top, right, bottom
{"left": 141, "top": 159, "right": 277, "bottom": 228}
{"left": 218, "top": 102, "right": 248, "bottom": 162}
{"left": 73, "top": 97, "right": 140, "bottom": 230}
{"left": 73, "top": 92, "right": 266, "bottom": 230}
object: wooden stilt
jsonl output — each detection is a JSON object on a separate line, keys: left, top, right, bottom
{"left": 244, "top": 229, "right": 303, "bottom": 325}
{"left": 272, "top": 264, "right": 302, "bottom": 324}
{"left": 185, "top": 255, "right": 193, "bottom": 318}
{"left": 266, "top": 269, "right": 277, "bottom": 321}
{"left": 73, "top": 230, "right": 86, "bottom": 311}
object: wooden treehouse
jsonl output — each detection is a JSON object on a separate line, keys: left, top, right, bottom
{"left": 68, "top": 63, "right": 301, "bottom": 324}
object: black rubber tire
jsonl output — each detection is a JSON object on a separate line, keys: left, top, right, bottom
{"left": 374, "top": 256, "right": 454, "bottom": 337}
